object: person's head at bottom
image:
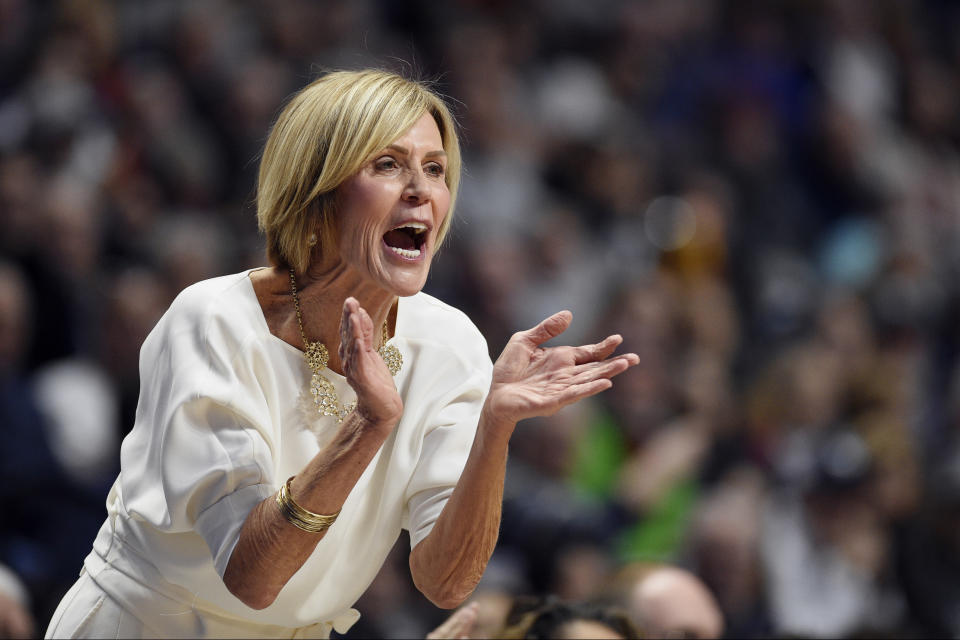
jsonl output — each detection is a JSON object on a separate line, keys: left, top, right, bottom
{"left": 498, "top": 598, "right": 639, "bottom": 640}
{"left": 630, "top": 566, "right": 724, "bottom": 639}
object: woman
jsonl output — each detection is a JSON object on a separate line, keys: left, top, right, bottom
{"left": 46, "top": 69, "right": 638, "bottom": 638}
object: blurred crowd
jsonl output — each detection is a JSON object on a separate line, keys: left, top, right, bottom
{"left": 2, "top": 0, "right": 960, "bottom": 637}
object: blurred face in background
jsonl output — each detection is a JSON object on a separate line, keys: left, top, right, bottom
{"left": 555, "top": 619, "right": 626, "bottom": 639}
{"left": 44, "top": 177, "right": 101, "bottom": 280}
{"left": 0, "top": 265, "right": 30, "bottom": 372}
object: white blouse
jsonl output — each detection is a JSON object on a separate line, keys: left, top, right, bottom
{"left": 81, "top": 270, "right": 493, "bottom": 636}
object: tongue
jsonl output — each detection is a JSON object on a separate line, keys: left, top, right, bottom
{"left": 383, "top": 229, "right": 416, "bottom": 250}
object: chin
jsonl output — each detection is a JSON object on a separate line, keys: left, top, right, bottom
{"left": 375, "top": 243, "right": 433, "bottom": 296}
{"left": 381, "top": 270, "right": 429, "bottom": 297}
{"left": 391, "top": 279, "right": 428, "bottom": 297}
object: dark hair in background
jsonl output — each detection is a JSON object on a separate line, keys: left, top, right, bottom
{"left": 498, "top": 596, "right": 640, "bottom": 639}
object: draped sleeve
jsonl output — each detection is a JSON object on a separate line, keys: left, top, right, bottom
{"left": 398, "top": 298, "right": 494, "bottom": 548}
{"left": 118, "top": 279, "right": 278, "bottom": 577}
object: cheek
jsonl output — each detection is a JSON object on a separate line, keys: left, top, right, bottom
{"left": 340, "top": 184, "right": 395, "bottom": 244}
{"left": 336, "top": 213, "right": 379, "bottom": 264}
{"left": 434, "top": 187, "right": 452, "bottom": 224}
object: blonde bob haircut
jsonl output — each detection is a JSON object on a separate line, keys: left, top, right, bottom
{"left": 257, "top": 69, "right": 461, "bottom": 274}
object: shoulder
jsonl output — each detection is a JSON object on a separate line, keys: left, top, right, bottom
{"left": 399, "top": 292, "right": 491, "bottom": 369}
{"left": 148, "top": 271, "right": 263, "bottom": 360}
{"left": 168, "top": 271, "right": 257, "bottom": 318}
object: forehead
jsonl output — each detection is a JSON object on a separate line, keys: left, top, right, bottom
{"left": 387, "top": 112, "right": 444, "bottom": 150}
{"left": 558, "top": 620, "right": 624, "bottom": 639}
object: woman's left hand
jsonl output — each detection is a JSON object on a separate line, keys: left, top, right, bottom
{"left": 483, "top": 310, "right": 639, "bottom": 427}
{"left": 411, "top": 312, "right": 636, "bottom": 607}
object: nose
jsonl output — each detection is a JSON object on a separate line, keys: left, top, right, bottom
{"left": 402, "top": 168, "right": 430, "bottom": 204}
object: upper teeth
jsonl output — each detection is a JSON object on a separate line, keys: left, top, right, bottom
{"left": 398, "top": 222, "right": 427, "bottom": 233}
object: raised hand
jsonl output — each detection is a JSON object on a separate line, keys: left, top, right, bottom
{"left": 485, "top": 310, "right": 639, "bottom": 426}
{"left": 338, "top": 297, "right": 403, "bottom": 425}
{"left": 426, "top": 602, "right": 479, "bottom": 639}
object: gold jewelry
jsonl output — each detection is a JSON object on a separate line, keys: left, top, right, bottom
{"left": 275, "top": 475, "right": 339, "bottom": 533}
{"left": 289, "top": 270, "right": 402, "bottom": 423}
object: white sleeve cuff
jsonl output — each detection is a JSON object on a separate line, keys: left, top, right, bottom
{"left": 406, "top": 486, "right": 454, "bottom": 548}
{"left": 194, "top": 482, "right": 276, "bottom": 577}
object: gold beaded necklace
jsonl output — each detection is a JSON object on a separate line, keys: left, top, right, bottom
{"left": 289, "top": 270, "right": 402, "bottom": 423}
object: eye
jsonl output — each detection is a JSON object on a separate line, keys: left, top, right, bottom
{"left": 374, "top": 156, "right": 399, "bottom": 172}
{"left": 424, "top": 162, "right": 445, "bottom": 178}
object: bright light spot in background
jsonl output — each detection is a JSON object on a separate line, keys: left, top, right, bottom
{"left": 644, "top": 196, "right": 697, "bottom": 251}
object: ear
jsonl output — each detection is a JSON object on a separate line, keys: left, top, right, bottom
{"left": 305, "top": 198, "right": 326, "bottom": 250}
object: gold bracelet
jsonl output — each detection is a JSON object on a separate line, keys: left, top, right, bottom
{"left": 275, "top": 476, "right": 340, "bottom": 534}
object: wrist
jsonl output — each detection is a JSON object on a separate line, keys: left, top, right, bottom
{"left": 479, "top": 401, "right": 516, "bottom": 443}
{"left": 354, "top": 400, "right": 402, "bottom": 434}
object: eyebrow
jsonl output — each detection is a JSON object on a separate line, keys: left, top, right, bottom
{"left": 385, "top": 144, "right": 446, "bottom": 159}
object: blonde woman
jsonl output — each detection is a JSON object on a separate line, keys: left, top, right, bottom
{"left": 46, "top": 69, "right": 638, "bottom": 638}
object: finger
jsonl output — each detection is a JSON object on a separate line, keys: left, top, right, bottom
{"left": 339, "top": 298, "right": 358, "bottom": 358}
{"left": 339, "top": 298, "right": 372, "bottom": 363}
{"left": 425, "top": 606, "right": 467, "bottom": 639}
{"left": 452, "top": 603, "right": 479, "bottom": 639}
{"left": 338, "top": 304, "right": 353, "bottom": 363}
{"left": 567, "top": 354, "right": 637, "bottom": 385}
{"left": 354, "top": 305, "right": 375, "bottom": 351}
{"left": 427, "top": 603, "right": 478, "bottom": 639}
{"left": 521, "top": 310, "right": 573, "bottom": 346}
{"left": 560, "top": 378, "right": 614, "bottom": 405}
{"left": 572, "top": 334, "right": 623, "bottom": 365}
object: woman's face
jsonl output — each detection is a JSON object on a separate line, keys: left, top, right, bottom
{"left": 333, "top": 112, "right": 450, "bottom": 297}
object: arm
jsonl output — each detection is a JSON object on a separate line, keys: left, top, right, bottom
{"left": 409, "top": 311, "right": 639, "bottom": 608}
{"left": 223, "top": 298, "right": 402, "bottom": 609}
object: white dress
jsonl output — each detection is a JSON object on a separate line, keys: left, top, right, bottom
{"left": 45, "top": 270, "right": 493, "bottom": 638}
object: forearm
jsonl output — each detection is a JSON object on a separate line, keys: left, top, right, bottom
{"left": 408, "top": 406, "right": 515, "bottom": 608}
{"left": 406, "top": 312, "right": 639, "bottom": 608}
{"left": 223, "top": 412, "right": 394, "bottom": 609}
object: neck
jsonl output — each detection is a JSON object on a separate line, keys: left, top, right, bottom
{"left": 288, "top": 264, "right": 397, "bottom": 375}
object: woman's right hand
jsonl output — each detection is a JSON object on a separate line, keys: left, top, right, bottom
{"left": 339, "top": 297, "right": 404, "bottom": 426}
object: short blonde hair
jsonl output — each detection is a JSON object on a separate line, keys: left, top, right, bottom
{"left": 256, "top": 69, "right": 461, "bottom": 274}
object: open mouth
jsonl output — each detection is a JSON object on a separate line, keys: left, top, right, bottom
{"left": 382, "top": 222, "right": 428, "bottom": 259}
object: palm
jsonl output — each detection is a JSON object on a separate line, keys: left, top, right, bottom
{"left": 487, "top": 311, "right": 639, "bottom": 424}
{"left": 339, "top": 298, "right": 403, "bottom": 424}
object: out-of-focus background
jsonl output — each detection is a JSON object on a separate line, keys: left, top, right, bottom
{"left": 1, "top": 0, "right": 959, "bottom": 637}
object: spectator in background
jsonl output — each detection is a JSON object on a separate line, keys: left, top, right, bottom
{"left": 604, "top": 564, "right": 724, "bottom": 639}
{"left": 427, "top": 598, "right": 639, "bottom": 640}
{"left": 3, "top": 1, "right": 960, "bottom": 637}
{"left": 761, "top": 427, "right": 905, "bottom": 637}
{"left": 0, "top": 262, "right": 109, "bottom": 626}
{"left": 686, "top": 468, "right": 770, "bottom": 638}
{"left": 498, "top": 598, "right": 638, "bottom": 640}
{"left": 0, "top": 563, "right": 34, "bottom": 640}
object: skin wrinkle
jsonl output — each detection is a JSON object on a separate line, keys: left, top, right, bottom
{"left": 408, "top": 315, "right": 635, "bottom": 607}
{"left": 410, "top": 418, "right": 509, "bottom": 607}
{"left": 334, "top": 116, "right": 448, "bottom": 300}
{"left": 225, "top": 410, "right": 392, "bottom": 609}
{"left": 228, "top": 108, "right": 639, "bottom": 611}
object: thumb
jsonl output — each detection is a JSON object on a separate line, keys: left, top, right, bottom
{"left": 522, "top": 310, "right": 572, "bottom": 346}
